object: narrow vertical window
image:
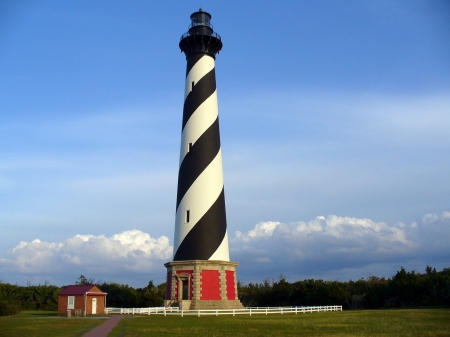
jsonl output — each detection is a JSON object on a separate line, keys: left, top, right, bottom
{"left": 68, "top": 296, "right": 74, "bottom": 309}
{"left": 185, "top": 210, "right": 190, "bottom": 223}
{"left": 191, "top": 81, "right": 195, "bottom": 92}
{"left": 188, "top": 142, "right": 192, "bottom": 153}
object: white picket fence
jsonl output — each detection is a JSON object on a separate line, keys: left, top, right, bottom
{"left": 105, "top": 305, "right": 342, "bottom": 317}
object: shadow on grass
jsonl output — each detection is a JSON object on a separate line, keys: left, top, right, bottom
{"left": 1, "top": 311, "right": 107, "bottom": 337}
{"left": 15, "top": 311, "right": 58, "bottom": 318}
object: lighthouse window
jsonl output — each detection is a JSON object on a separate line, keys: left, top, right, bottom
{"left": 186, "top": 210, "right": 190, "bottom": 223}
{"left": 188, "top": 143, "right": 192, "bottom": 153}
{"left": 191, "top": 81, "right": 195, "bottom": 92}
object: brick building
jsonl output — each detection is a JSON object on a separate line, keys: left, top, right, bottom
{"left": 58, "top": 285, "right": 107, "bottom": 316}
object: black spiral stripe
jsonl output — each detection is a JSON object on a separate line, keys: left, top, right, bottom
{"left": 176, "top": 118, "right": 221, "bottom": 208}
{"left": 174, "top": 189, "right": 227, "bottom": 261}
{"left": 182, "top": 68, "right": 216, "bottom": 130}
{"left": 185, "top": 53, "right": 203, "bottom": 76}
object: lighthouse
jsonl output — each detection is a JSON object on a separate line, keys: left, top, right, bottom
{"left": 164, "top": 9, "right": 243, "bottom": 310}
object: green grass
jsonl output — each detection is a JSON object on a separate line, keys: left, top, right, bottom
{"left": 1, "top": 309, "right": 449, "bottom": 336}
{"left": 0, "top": 311, "right": 106, "bottom": 337}
{"left": 108, "top": 309, "right": 450, "bottom": 337}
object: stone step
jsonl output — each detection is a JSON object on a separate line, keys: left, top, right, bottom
{"left": 189, "top": 300, "right": 244, "bottom": 310}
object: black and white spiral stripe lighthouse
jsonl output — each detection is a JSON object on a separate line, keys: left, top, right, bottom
{"left": 174, "top": 11, "right": 228, "bottom": 262}
{"left": 164, "top": 9, "right": 243, "bottom": 310}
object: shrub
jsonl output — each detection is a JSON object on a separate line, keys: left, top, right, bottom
{"left": 0, "top": 300, "right": 21, "bottom": 316}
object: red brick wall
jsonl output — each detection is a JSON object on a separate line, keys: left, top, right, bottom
{"left": 58, "top": 295, "right": 85, "bottom": 316}
{"left": 86, "top": 286, "right": 106, "bottom": 315}
{"left": 58, "top": 295, "right": 68, "bottom": 316}
{"left": 226, "top": 270, "right": 236, "bottom": 300}
{"left": 89, "top": 285, "right": 103, "bottom": 293}
{"left": 201, "top": 270, "right": 220, "bottom": 300}
{"left": 86, "top": 296, "right": 105, "bottom": 315}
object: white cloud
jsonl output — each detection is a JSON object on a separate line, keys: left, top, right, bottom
{"left": 0, "top": 230, "right": 172, "bottom": 286}
{"left": 1, "top": 211, "right": 449, "bottom": 287}
{"left": 233, "top": 215, "right": 414, "bottom": 249}
{"left": 235, "top": 221, "right": 281, "bottom": 241}
{"left": 423, "top": 211, "right": 450, "bottom": 224}
{"left": 230, "top": 211, "right": 450, "bottom": 282}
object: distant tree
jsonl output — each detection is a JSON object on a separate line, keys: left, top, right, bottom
{"left": 136, "top": 281, "right": 166, "bottom": 307}
{"left": 75, "top": 275, "right": 96, "bottom": 285}
{"left": 363, "top": 275, "right": 389, "bottom": 309}
{"left": 345, "top": 294, "right": 366, "bottom": 310}
{"left": 389, "top": 267, "right": 420, "bottom": 307}
{"left": 98, "top": 282, "right": 139, "bottom": 308}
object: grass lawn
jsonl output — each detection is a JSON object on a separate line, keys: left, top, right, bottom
{"left": 0, "top": 311, "right": 107, "bottom": 337}
{"left": 109, "top": 309, "right": 450, "bottom": 337}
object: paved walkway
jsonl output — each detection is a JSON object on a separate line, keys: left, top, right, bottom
{"left": 83, "top": 315, "right": 125, "bottom": 337}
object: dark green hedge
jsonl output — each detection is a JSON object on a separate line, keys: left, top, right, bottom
{"left": 0, "top": 283, "right": 61, "bottom": 315}
{"left": 0, "top": 300, "right": 21, "bottom": 316}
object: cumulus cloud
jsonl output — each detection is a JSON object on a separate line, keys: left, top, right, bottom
{"left": 230, "top": 211, "right": 450, "bottom": 282}
{"left": 1, "top": 211, "right": 449, "bottom": 286}
{"left": 0, "top": 230, "right": 172, "bottom": 286}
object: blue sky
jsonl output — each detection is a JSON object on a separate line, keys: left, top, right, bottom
{"left": 1, "top": 0, "right": 449, "bottom": 287}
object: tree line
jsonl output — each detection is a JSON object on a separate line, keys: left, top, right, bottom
{"left": 0, "top": 276, "right": 166, "bottom": 316}
{"left": 238, "top": 266, "right": 450, "bottom": 309}
{"left": 1, "top": 266, "right": 449, "bottom": 315}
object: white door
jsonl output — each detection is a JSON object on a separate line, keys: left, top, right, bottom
{"left": 92, "top": 298, "right": 97, "bottom": 314}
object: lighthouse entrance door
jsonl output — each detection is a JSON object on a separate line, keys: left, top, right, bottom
{"left": 175, "top": 273, "right": 191, "bottom": 302}
{"left": 182, "top": 280, "right": 189, "bottom": 300}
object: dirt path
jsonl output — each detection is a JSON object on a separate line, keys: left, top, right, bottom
{"left": 83, "top": 315, "right": 125, "bottom": 337}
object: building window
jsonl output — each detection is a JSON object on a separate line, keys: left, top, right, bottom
{"left": 185, "top": 210, "right": 190, "bottom": 223}
{"left": 191, "top": 81, "right": 195, "bottom": 91}
{"left": 188, "top": 143, "right": 192, "bottom": 153}
{"left": 67, "top": 296, "right": 74, "bottom": 309}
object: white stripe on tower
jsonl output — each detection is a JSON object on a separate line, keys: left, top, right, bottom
{"left": 178, "top": 91, "right": 217, "bottom": 164}
{"left": 183, "top": 57, "right": 215, "bottom": 100}
{"left": 174, "top": 13, "right": 229, "bottom": 262}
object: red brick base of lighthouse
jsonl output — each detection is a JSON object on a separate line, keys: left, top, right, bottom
{"left": 164, "top": 260, "right": 244, "bottom": 310}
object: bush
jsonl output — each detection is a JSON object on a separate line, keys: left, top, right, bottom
{"left": 0, "top": 300, "right": 21, "bottom": 316}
